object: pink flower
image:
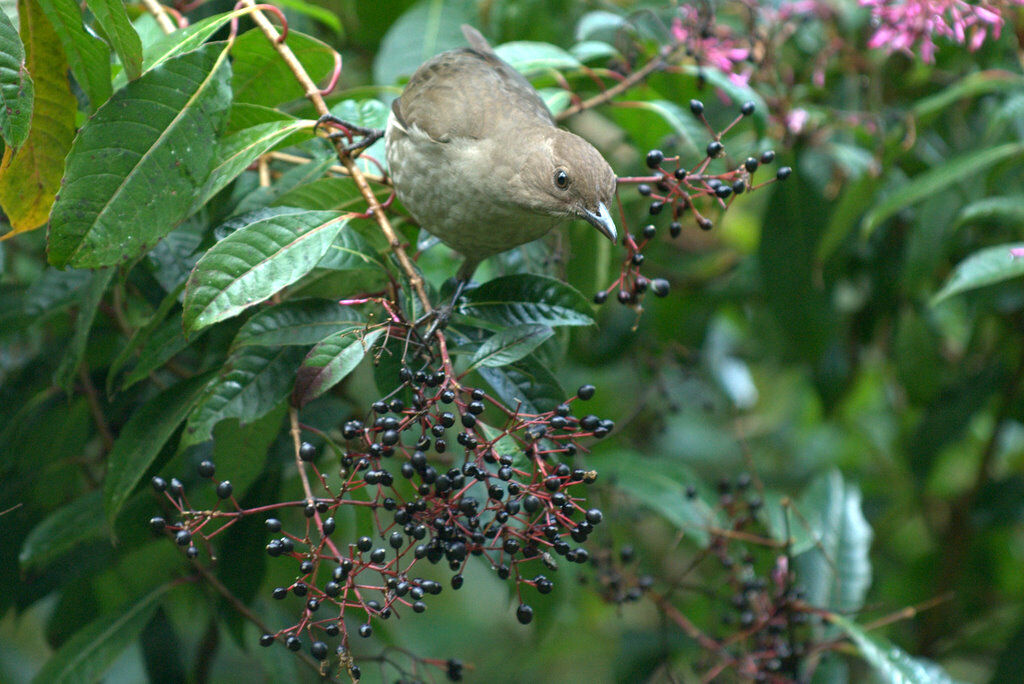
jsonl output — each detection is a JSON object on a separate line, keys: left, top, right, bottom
{"left": 671, "top": 10, "right": 752, "bottom": 85}
{"left": 860, "top": 0, "right": 1013, "bottom": 63}
{"left": 1010, "top": 247, "right": 1024, "bottom": 258}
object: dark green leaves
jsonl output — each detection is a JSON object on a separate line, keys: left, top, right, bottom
{"left": 0, "top": 7, "right": 33, "bottom": 148}
{"left": 828, "top": 614, "right": 959, "bottom": 684}
{"left": 48, "top": 43, "right": 232, "bottom": 268}
{"left": 36, "top": 0, "right": 112, "bottom": 110}
{"left": 862, "top": 143, "right": 1024, "bottom": 237}
{"left": 467, "top": 324, "right": 554, "bottom": 370}
{"left": 84, "top": 0, "right": 141, "bottom": 81}
{"left": 460, "top": 274, "right": 594, "bottom": 328}
{"left": 31, "top": 583, "right": 175, "bottom": 684}
{"left": 103, "top": 373, "right": 215, "bottom": 523}
{"left": 182, "top": 209, "right": 347, "bottom": 332}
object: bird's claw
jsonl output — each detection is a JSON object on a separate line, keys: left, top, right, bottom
{"left": 314, "top": 114, "right": 385, "bottom": 156}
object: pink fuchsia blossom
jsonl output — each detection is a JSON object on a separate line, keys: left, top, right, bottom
{"left": 860, "top": 0, "right": 1019, "bottom": 63}
{"left": 671, "top": 9, "right": 752, "bottom": 86}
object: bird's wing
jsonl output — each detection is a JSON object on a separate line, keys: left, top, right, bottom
{"left": 391, "top": 30, "right": 554, "bottom": 143}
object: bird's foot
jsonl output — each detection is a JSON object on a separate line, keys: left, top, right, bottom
{"left": 415, "top": 278, "right": 471, "bottom": 342}
{"left": 314, "top": 114, "right": 384, "bottom": 156}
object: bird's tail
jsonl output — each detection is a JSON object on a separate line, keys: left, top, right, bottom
{"left": 461, "top": 25, "right": 494, "bottom": 55}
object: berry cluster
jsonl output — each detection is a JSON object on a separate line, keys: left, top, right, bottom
{"left": 585, "top": 472, "right": 820, "bottom": 682}
{"left": 149, "top": 377, "right": 612, "bottom": 675}
{"left": 603, "top": 99, "right": 791, "bottom": 308}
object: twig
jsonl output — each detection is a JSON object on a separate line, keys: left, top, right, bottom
{"left": 556, "top": 43, "right": 684, "bottom": 121}
{"left": 140, "top": 0, "right": 177, "bottom": 34}
{"left": 79, "top": 366, "right": 114, "bottom": 452}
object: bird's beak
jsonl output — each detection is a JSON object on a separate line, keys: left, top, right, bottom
{"left": 581, "top": 201, "right": 618, "bottom": 244}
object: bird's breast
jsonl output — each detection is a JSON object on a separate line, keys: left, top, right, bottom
{"left": 386, "top": 116, "right": 560, "bottom": 259}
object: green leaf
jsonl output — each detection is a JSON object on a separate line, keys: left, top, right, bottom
{"left": 575, "top": 10, "right": 627, "bottom": 41}
{"left": 954, "top": 196, "right": 1024, "bottom": 228}
{"left": 210, "top": 404, "right": 286, "bottom": 501}
{"left": 182, "top": 209, "right": 346, "bottom": 332}
{"left": 194, "top": 118, "right": 310, "bottom": 210}
{"left": 106, "top": 281, "right": 184, "bottom": 393}
{"left": 459, "top": 274, "right": 594, "bottom": 328}
{"left": 103, "top": 372, "right": 214, "bottom": 523}
{"left": 477, "top": 421, "right": 527, "bottom": 468}
{"left": 932, "top": 243, "right": 1024, "bottom": 305}
{"left": 120, "top": 319, "right": 194, "bottom": 391}
{"left": 468, "top": 324, "right": 553, "bottom": 370}
{"left": 36, "top": 0, "right": 112, "bottom": 110}
{"left": 232, "top": 299, "right": 365, "bottom": 349}
{"left": 32, "top": 583, "right": 174, "bottom": 684}
{"left": 84, "top": 0, "right": 142, "bottom": 81}
{"left": 231, "top": 29, "right": 337, "bottom": 108}
{"left": 267, "top": 0, "right": 341, "bottom": 33}
{"left": 911, "top": 69, "right": 1024, "bottom": 121}
{"left": 0, "top": 0, "right": 76, "bottom": 236}
{"left": 53, "top": 268, "right": 114, "bottom": 391}
{"left": 794, "top": 470, "right": 873, "bottom": 614}
{"left": 591, "top": 451, "right": 713, "bottom": 546}
{"left": 140, "top": 9, "right": 247, "bottom": 75}
{"left": 292, "top": 326, "right": 383, "bottom": 408}
{"left": 477, "top": 356, "right": 564, "bottom": 415}
{"left": 494, "top": 41, "right": 581, "bottom": 75}
{"left": 862, "top": 143, "right": 1024, "bottom": 237}
{"left": 48, "top": 43, "right": 232, "bottom": 268}
{"left": 570, "top": 40, "right": 617, "bottom": 64}
{"left": 0, "top": 6, "right": 33, "bottom": 148}
{"left": 619, "top": 99, "right": 704, "bottom": 160}
{"left": 19, "top": 490, "right": 106, "bottom": 573}
{"left": 828, "top": 613, "right": 962, "bottom": 684}
{"left": 182, "top": 345, "right": 307, "bottom": 447}
{"left": 272, "top": 175, "right": 378, "bottom": 212}
{"left": 372, "top": 0, "right": 472, "bottom": 85}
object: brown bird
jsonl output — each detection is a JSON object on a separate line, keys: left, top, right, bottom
{"left": 384, "top": 25, "right": 618, "bottom": 315}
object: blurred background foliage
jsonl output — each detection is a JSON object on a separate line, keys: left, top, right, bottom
{"left": 3, "top": 0, "right": 1024, "bottom": 682}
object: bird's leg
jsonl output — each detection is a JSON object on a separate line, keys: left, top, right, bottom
{"left": 314, "top": 114, "right": 384, "bottom": 157}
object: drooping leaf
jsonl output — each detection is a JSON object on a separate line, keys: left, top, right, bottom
{"left": 862, "top": 143, "right": 1024, "bottom": 237}
{"left": 103, "top": 372, "right": 215, "bottom": 523}
{"left": 954, "top": 196, "right": 1024, "bottom": 228}
{"left": 372, "top": 0, "right": 472, "bottom": 85}
{"left": 182, "top": 345, "right": 307, "bottom": 447}
{"left": 84, "top": 0, "right": 141, "bottom": 80}
{"left": 828, "top": 614, "right": 962, "bottom": 684}
{"left": 293, "top": 326, "right": 383, "bottom": 407}
{"left": 794, "top": 470, "right": 873, "bottom": 614}
{"left": 31, "top": 583, "right": 175, "bottom": 684}
{"left": 231, "top": 28, "right": 337, "bottom": 107}
{"left": 48, "top": 43, "right": 232, "bottom": 268}
{"left": 232, "top": 299, "right": 365, "bottom": 349}
{"left": 0, "top": 6, "right": 33, "bottom": 148}
{"left": 467, "top": 324, "right": 554, "bottom": 370}
{"left": 0, "top": 0, "right": 76, "bottom": 237}
{"left": 460, "top": 274, "right": 594, "bottom": 329}
{"left": 182, "top": 209, "right": 346, "bottom": 332}
{"left": 19, "top": 490, "right": 106, "bottom": 573}
{"left": 36, "top": 0, "right": 112, "bottom": 110}
{"left": 932, "top": 243, "right": 1024, "bottom": 305}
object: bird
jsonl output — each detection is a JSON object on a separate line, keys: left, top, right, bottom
{"left": 383, "top": 25, "right": 618, "bottom": 326}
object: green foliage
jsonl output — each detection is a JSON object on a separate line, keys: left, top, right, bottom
{"left": 3, "top": 0, "right": 1024, "bottom": 682}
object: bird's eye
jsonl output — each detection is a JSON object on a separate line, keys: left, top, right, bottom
{"left": 554, "top": 169, "right": 569, "bottom": 189}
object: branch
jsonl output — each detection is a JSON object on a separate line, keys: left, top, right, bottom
{"left": 237, "top": 0, "right": 433, "bottom": 316}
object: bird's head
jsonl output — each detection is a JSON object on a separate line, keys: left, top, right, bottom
{"left": 515, "top": 128, "right": 618, "bottom": 244}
